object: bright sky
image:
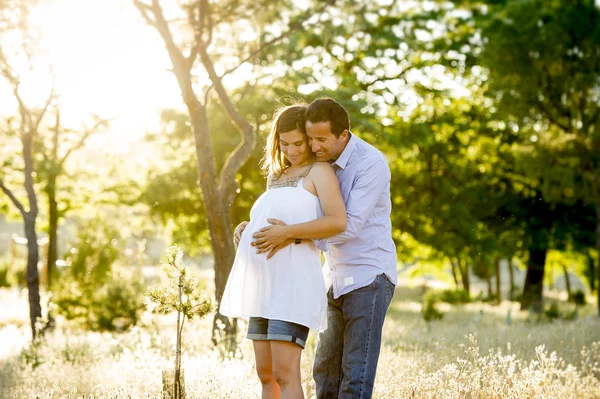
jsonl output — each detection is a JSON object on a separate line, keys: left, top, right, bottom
{"left": 1, "top": 0, "right": 183, "bottom": 151}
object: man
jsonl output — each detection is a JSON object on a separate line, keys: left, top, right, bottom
{"left": 238, "top": 97, "right": 398, "bottom": 398}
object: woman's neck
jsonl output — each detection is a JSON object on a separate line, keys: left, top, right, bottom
{"left": 283, "top": 157, "right": 315, "bottom": 175}
{"left": 288, "top": 157, "right": 315, "bottom": 169}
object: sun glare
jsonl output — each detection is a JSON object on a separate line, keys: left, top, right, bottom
{"left": 2, "top": 0, "right": 182, "bottom": 149}
{"left": 3, "top": 0, "right": 265, "bottom": 153}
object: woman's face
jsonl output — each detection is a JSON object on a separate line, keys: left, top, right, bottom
{"left": 279, "top": 129, "right": 313, "bottom": 166}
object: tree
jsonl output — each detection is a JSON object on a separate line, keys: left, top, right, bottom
{"left": 35, "top": 108, "right": 108, "bottom": 288}
{"left": 0, "top": 52, "right": 52, "bottom": 339}
{"left": 132, "top": 0, "right": 335, "bottom": 346}
{"left": 480, "top": 0, "right": 600, "bottom": 313}
{"left": 147, "top": 245, "right": 213, "bottom": 398}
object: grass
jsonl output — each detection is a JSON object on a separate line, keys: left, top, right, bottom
{"left": 0, "top": 280, "right": 599, "bottom": 398}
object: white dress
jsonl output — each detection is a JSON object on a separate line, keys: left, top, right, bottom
{"left": 219, "top": 169, "right": 327, "bottom": 331}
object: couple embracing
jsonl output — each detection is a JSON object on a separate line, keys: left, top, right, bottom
{"left": 220, "top": 98, "right": 398, "bottom": 399}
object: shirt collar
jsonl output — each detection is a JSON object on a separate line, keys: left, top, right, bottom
{"left": 331, "top": 132, "right": 357, "bottom": 170}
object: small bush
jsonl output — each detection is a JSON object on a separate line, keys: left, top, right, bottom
{"left": 569, "top": 290, "right": 586, "bottom": 306}
{"left": 0, "top": 260, "right": 11, "bottom": 288}
{"left": 0, "top": 258, "right": 26, "bottom": 288}
{"left": 53, "top": 268, "right": 146, "bottom": 331}
{"left": 529, "top": 302, "right": 580, "bottom": 323}
{"left": 544, "top": 302, "right": 560, "bottom": 320}
{"left": 439, "top": 289, "right": 471, "bottom": 304}
{"left": 422, "top": 291, "right": 444, "bottom": 322}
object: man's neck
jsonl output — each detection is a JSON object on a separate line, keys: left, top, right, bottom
{"left": 330, "top": 134, "right": 352, "bottom": 163}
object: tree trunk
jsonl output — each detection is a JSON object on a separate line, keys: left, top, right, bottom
{"left": 450, "top": 259, "right": 459, "bottom": 289}
{"left": 520, "top": 248, "right": 548, "bottom": 312}
{"left": 596, "top": 199, "right": 600, "bottom": 317}
{"left": 188, "top": 94, "right": 237, "bottom": 347}
{"left": 24, "top": 213, "right": 41, "bottom": 339}
{"left": 508, "top": 257, "right": 515, "bottom": 301}
{"left": 586, "top": 252, "right": 595, "bottom": 292}
{"left": 23, "top": 131, "right": 42, "bottom": 339}
{"left": 486, "top": 276, "right": 492, "bottom": 299}
{"left": 458, "top": 258, "right": 470, "bottom": 294}
{"left": 143, "top": 18, "right": 240, "bottom": 347}
{"left": 494, "top": 256, "right": 501, "bottom": 304}
{"left": 46, "top": 177, "right": 58, "bottom": 288}
{"left": 562, "top": 263, "right": 572, "bottom": 299}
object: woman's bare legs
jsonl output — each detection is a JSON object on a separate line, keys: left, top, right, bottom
{"left": 271, "top": 341, "right": 304, "bottom": 399}
{"left": 253, "top": 341, "right": 280, "bottom": 399}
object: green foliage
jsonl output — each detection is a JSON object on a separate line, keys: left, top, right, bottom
{"left": 422, "top": 291, "right": 444, "bottom": 322}
{"left": 569, "top": 290, "right": 586, "bottom": 306}
{"left": 52, "top": 267, "right": 146, "bottom": 331}
{"left": 0, "top": 257, "right": 25, "bottom": 288}
{"left": 146, "top": 246, "right": 213, "bottom": 322}
{"left": 439, "top": 289, "right": 472, "bottom": 304}
{"left": 66, "top": 217, "right": 122, "bottom": 283}
{"left": 544, "top": 302, "right": 560, "bottom": 321}
{"left": 0, "top": 258, "right": 11, "bottom": 288}
{"left": 51, "top": 217, "right": 145, "bottom": 331}
{"left": 526, "top": 301, "right": 581, "bottom": 323}
{"left": 146, "top": 245, "right": 213, "bottom": 388}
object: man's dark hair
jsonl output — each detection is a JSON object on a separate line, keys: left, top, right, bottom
{"left": 306, "top": 98, "right": 350, "bottom": 137}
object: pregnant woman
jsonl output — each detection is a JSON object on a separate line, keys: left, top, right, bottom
{"left": 219, "top": 104, "right": 346, "bottom": 399}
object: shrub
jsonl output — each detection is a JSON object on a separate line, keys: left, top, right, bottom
{"left": 51, "top": 217, "right": 146, "bottom": 331}
{"left": 422, "top": 291, "right": 444, "bottom": 322}
{"left": 569, "top": 290, "right": 586, "bottom": 306}
{"left": 0, "top": 258, "right": 25, "bottom": 288}
{"left": 544, "top": 302, "right": 560, "bottom": 320}
{"left": 0, "top": 259, "right": 11, "bottom": 288}
{"left": 439, "top": 289, "right": 471, "bottom": 304}
{"left": 52, "top": 267, "right": 146, "bottom": 331}
{"left": 66, "top": 218, "right": 121, "bottom": 284}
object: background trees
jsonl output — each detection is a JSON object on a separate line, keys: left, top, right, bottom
{"left": 1, "top": 0, "right": 599, "bottom": 345}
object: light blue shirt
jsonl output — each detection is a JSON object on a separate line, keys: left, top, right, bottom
{"left": 318, "top": 133, "right": 398, "bottom": 299}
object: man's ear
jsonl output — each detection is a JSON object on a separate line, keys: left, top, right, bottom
{"left": 340, "top": 129, "right": 349, "bottom": 140}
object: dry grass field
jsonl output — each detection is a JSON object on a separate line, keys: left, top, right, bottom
{"left": 1, "top": 281, "right": 599, "bottom": 398}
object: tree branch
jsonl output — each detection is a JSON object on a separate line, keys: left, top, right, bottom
{"left": 216, "top": 0, "right": 336, "bottom": 82}
{"left": 538, "top": 101, "right": 573, "bottom": 134}
{"left": 32, "top": 74, "right": 56, "bottom": 133}
{"left": 358, "top": 65, "right": 414, "bottom": 91}
{"left": 0, "top": 177, "right": 27, "bottom": 217}
{"left": 134, "top": 0, "right": 192, "bottom": 72}
{"left": 59, "top": 118, "right": 109, "bottom": 168}
{"left": 197, "top": 42, "right": 254, "bottom": 204}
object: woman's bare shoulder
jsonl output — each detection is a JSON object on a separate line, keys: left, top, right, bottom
{"left": 310, "top": 162, "right": 334, "bottom": 172}
{"left": 308, "top": 162, "right": 336, "bottom": 182}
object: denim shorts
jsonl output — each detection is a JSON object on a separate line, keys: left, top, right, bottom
{"left": 247, "top": 317, "right": 310, "bottom": 349}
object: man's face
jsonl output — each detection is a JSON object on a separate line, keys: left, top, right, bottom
{"left": 305, "top": 121, "right": 348, "bottom": 162}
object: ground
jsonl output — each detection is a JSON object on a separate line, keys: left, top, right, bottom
{"left": 0, "top": 280, "right": 599, "bottom": 398}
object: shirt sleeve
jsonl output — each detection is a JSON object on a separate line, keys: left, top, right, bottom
{"left": 326, "top": 157, "right": 390, "bottom": 245}
{"left": 312, "top": 238, "right": 329, "bottom": 252}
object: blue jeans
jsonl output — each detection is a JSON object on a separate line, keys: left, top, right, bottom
{"left": 313, "top": 273, "right": 395, "bottom": 399}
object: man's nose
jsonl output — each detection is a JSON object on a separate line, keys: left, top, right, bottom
{"left": 311, "top": 141, "right": 320, "bottom": 152}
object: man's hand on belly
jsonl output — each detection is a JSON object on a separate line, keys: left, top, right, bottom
{"left": 252, "top": 218, "right": 292, "bottom": 258}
